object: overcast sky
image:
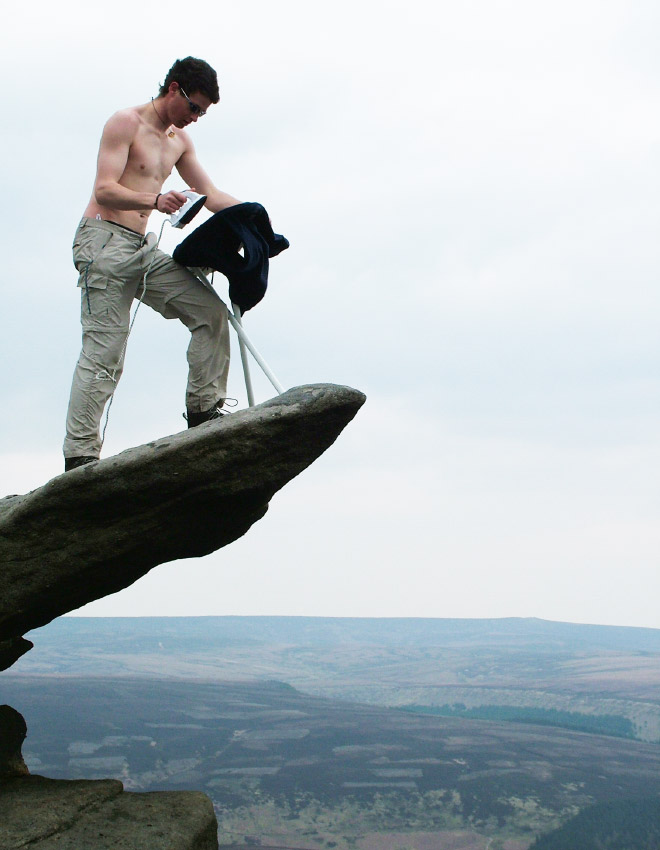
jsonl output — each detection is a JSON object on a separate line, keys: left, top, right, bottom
{"left": 1, "top": 0, "right": 658, "bottom": 628}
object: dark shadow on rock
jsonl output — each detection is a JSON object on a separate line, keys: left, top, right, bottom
{"left": 0, "top": 705, "right": 28, "bottom": 778}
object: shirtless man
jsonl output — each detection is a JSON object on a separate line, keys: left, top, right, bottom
{"left": 63, "top": 57, "right": 239, "bottom": 472}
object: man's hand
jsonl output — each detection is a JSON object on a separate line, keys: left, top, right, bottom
{"left": 156, "top": 190, "right": 191, "bottom": 214}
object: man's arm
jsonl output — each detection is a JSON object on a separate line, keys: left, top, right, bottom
{"left": 176, "top": 141, "right": 240, "bottom": 213}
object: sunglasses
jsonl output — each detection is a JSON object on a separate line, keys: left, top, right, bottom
{"left": 178, "top": 86, "right": 206, "bottom": 117}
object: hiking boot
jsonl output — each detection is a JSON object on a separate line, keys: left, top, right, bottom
{"left": 184, "top": 402, "right": 226, "bottom": 428}
{"left": 64, "top": 456, "right": 97, "bottom": 472}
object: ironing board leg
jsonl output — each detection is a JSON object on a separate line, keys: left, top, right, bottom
{"left": 231, "top": 304, "right": 256, "bottom": 407}
{"left": 228, "top": 305, "right": 284, "bottom": 398}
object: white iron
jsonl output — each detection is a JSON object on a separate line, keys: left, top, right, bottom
{"left": 170, "top": 190, "right": 207, "bottom": 229}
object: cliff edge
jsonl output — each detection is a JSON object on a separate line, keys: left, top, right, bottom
{"left": 0, "top": 383, "right": 365, "bottom": 671}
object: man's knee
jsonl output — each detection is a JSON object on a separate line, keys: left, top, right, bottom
{"left": 81, "top": 329, "right": 129, "bottom": 371}
{"left": 208, "top": 301, "right": 228, "bottom": 336}
{"left": 190, "top": 296, "right": 227, "bottom": 338}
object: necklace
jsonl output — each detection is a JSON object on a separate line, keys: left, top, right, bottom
{"left": 151, "top": 99, "right": 176, "bottom": 138}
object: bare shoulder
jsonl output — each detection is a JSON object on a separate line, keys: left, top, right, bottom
{"left": 101, "top": 107, "right": 142, "bottom": 144}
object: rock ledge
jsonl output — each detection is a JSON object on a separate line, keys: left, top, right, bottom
{"left": 0, "top": 774, "right": 217, "bottom": 850}
{"left": 0, "top": 383, "right": 365, "bottom": 669}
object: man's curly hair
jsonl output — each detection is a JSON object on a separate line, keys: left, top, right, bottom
{"left": 159, "top": 57, "right": 220, "bottom": 103}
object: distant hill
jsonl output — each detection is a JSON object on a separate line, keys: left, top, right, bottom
{"left": 23, "top": 614, "right": 660, "bottom": 653}
{"left": 15, "top": 615, "right": 660, "bottom": 745}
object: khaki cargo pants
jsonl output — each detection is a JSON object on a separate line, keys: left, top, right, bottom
{"left": 63, "top": 217, "right": 230, "bottom": 460}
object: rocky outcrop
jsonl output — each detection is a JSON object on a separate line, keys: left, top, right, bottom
{"left": 0, "top": 706, "right": 28, "bottom": 778}
{"left": 0, "top": 774, "right": 218, "bottom": 850}
{"left": 0, "top": 384, "right": 365, "bottom": 670}
{"left": 0, "top": 384, "right": 365, "bottom": 848}
{"left": 0, "top": 705, "right": 218, "bottom": 849}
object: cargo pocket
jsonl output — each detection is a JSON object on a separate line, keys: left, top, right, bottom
{"left": 74, "top": 229, "right": 118, "bottom": 289}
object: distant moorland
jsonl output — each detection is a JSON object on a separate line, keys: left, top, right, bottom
{"left": 17, "top": 616, "right": 660, "bottom": 741}
{"left": 5, "top": 615, "right": 660, "bottom": 849}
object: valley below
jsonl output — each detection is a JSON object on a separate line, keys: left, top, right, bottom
{"left": 5, "top": 616, "right": 660, "bottom": 849}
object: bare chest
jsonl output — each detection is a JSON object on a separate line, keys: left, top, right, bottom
{"left": 124, "top": 125, "right": 184, "bottom": 186}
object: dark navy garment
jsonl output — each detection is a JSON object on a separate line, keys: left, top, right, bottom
{"left": 172, "top": 202, "right": 289, "bottom": 312}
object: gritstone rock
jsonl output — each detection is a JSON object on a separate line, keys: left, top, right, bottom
{"left": 0, "top": 384, "right": 365, "bottom": 670}
{"left": 0, "top": 774, "right": 218, "bottom": 850}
